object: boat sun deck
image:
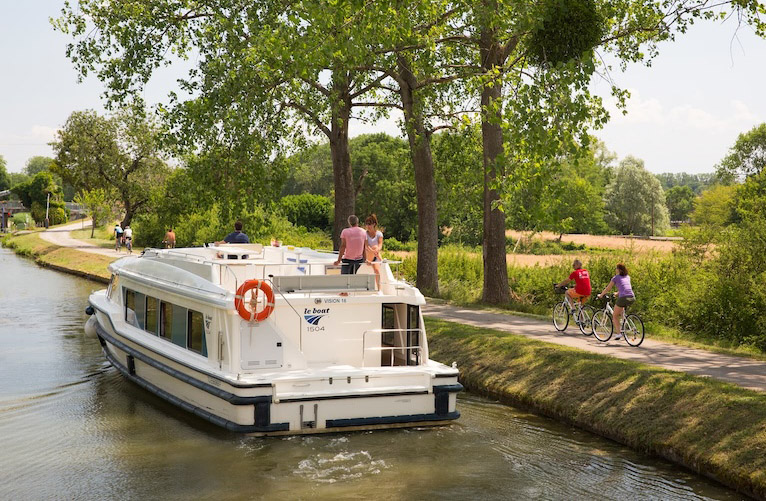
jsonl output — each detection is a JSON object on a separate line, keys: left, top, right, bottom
{"left": 86, "top": 242, "right": 461, "bottom": 435}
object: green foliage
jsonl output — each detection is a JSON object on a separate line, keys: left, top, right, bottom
{"left": 24, "top": 156, "right": 54, "bottom": 176}
{"left": 716, "top": 123, "right": 766, "bottom": 181}
{"left": 50, "top": 108, "right": 169, "bottom": 227}
{"left": 732, "top": 169, "right": 766, "bottom": 222}
{"left": 432, "top": 127, "right": 483, "bottom": 246}
{"left": 0, "top": 155, "right": 9, "bottom": 191}
{"left": 527, "top": 0, "right": 603, "bottom": 67}
{"left": 282, "top": 134, "right": 417, "bottom": 242}
{"left": 604, "top": 156, "right": 669, "bottom": 235}
{"left": 74, "top": 188, "right": 110, "bottom": 237}
{"left": 691, "top": 184, "right": 737, "bottom": 229}
{"left": 278, "top": 194, "right": 332, "bottom": 231}
{"left": 656, "top": 172, "right": 715, "bottom": 194}
{"left": 11, "top": 171, "right": 68, "bottom": 224}
{"left": 665, "top": 185, "right": 695, "bottom": 221}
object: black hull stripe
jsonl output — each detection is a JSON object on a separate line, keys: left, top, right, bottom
{"left": 326, "top": 411, "right": 461, "bottom": 428}
{"left": 96, "top": 324, "right": 270, "bottom": 405}
{"left": 433, "top": 384, "right": 463, "bottom": 394}
{"left": 101, "top": 338, "right": 289, "bottom": 433}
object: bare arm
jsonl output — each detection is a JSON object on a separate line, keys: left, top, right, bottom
{"left": 334, "top": 237, "right": 347, "bottom": 265}
{"left": 598, "top": 280, "right": 615, "bottom": 298}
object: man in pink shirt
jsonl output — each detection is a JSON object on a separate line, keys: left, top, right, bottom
{"left": 334, "top": 215, "right": 367, "bottom": 274}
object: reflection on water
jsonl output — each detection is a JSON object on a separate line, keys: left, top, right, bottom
{"left": 0, "top": 247, "right": 744, "bottom": 500}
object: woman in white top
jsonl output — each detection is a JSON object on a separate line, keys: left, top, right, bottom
{"left": 364, "top": 214, "right": 384, "bottom": 289}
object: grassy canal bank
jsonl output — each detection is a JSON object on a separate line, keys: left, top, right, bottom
{"left": 1, "top": 232, "right": 112, "bottom": 283}
{"left": 426, "top": 318, "right": 766, "bottom": 499}
{"left": 3, "top": 231, "right": 765, "bottom": 498}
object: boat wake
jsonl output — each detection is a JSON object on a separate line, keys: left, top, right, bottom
{"left": 293, "top": 450, "right": 389, "bottom": 483}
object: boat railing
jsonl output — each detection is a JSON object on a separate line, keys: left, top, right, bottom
{"left": 361, "top": 328, "right": 423, "bottom": 367}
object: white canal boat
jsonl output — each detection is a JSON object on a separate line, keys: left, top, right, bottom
{"left": 85, "top": 243, "right": 461, "bottom": 435}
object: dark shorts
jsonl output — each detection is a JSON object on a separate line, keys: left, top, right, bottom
{"left": 615, "top": 296, "right": 635, "bottom": 308}
{"left": 341, "top": 258, "right": 364, "bottom": 275}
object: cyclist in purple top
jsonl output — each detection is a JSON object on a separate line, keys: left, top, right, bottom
{"left": 597, "top": 263, "right": 635, "bottom": 341}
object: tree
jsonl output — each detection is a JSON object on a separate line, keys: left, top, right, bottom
{"left": 665, "top": 185, "right": 695, "bottom": 222}
{"left": 11, "top": 171, "right": 68, "bottom": 224}
{"left": 656, "top": 172, "right": 715, "bottom": 194}
{"left": 717, "top": 123, "right": 766, "bottom": 182}
{"left": 604, "top": 156, "right": 669, "bottom": 235}
{"left": 691, "top": 184, "right": 737, "bottom": 229}
{"left": 50, "top": 109, "right": 169, "bottom": 228}
{"left": 0, "top": 155, "right": 10, "bottom": 191}
{"left": 24, "top": 156, "right": 55, "bottom": 176}
{"left": 74, "top": 188, "right": 111, "bottom": 238}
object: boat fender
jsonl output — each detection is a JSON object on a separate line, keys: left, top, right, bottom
{"left": 84, "top": 315, "right": 98, "bottom": 338}
{"left": 85, "top": 305, "right": 95, "bottom": 316}
{"left": 234, "top": 280, "right": 275, "bottom": 322}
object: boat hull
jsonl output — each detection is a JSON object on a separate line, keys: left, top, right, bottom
{"left": 92, "top": 312, "right": 461, "bottom": 436}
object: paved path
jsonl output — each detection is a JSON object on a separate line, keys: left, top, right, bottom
{"left": 35, "top": 222, "right": 766, "bottom": 393}
{"left": 39, "top": 220, "right": 129, "bottom": 258}
{"left": 423, "top": 303, "right": 766, "bottom": 392}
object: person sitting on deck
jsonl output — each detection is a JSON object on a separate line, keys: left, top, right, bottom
{"left": 334, "top": 215, "right": 366, "bottom": 274}
{"left": 215, "top": 220, "right": 250, "bottom": 245}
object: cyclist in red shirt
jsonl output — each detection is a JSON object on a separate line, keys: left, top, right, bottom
{"left": 556, "top": 259, "right": 592, "bottom": 309}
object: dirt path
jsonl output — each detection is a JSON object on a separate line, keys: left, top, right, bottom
{"left": 423, "top": 303, "right": 766, "bottom": 393}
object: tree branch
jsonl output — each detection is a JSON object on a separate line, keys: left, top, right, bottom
{"left": 286, "top": 101, "right": 331, "bottom": 137}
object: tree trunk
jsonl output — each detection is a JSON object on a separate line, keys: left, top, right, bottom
{"left": 330, "top": 72, "right": 355, "bottom": 250}
{"left": 479, "top": 26, "right": 511, "bottom": 304}
{"left": 396, "top": 56, "right": 439, "bottom": 296}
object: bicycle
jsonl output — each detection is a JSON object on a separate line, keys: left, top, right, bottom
{"left": 125, "top": 237, "right": 133, "bottom": 254}
{"left": 592, "top": 294, "right": 645, "bottom": 346}
{"left": 552, "top": 284, "right": 595, "bottom": 336}
{"left": 114, "top": 235, "right": 122, "bottom": 253}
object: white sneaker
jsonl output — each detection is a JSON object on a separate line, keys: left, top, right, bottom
{"left": 613, "top": 334, "right": 622, "bottom": 341}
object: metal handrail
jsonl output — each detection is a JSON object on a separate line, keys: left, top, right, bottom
{"left": 361, "top": 328, "right": 424, "bottom": 367}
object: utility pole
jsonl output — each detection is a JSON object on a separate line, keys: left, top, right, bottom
{"left": 651, "top": 193, "right": 655, "bottom": 237}
{"left": 45, "top": 192, "right": 50, "bottom": 229}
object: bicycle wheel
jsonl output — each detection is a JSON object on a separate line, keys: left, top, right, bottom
{"left": 578, "top": 305, "right": 595, "bottom": 336}
{"left": 623, "top": 314, "right": 645, "bottom": 347}
{"left": 593, "top": 309, "right": 613, "bottom": 342}
{"left": 552, "top": 302, "right": 569, "bottom": 331}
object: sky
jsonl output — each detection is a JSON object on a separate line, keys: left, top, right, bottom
{"left": 2, "top": 2, "right": 766, "bottom": 175}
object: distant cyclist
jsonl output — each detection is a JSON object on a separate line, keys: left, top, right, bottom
{"left": 556, "top": 259, "right": 592, "bottom": 309}
{"left": 597, "top": 263, "right": 635, "bottom": 341}
{"left": 114, "top": 223, "right": 123, "bottom": 252}
{"left": 123, "top": 226, "right": 133, "bottom": 253}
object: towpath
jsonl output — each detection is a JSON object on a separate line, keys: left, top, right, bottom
{"left": 423, "top": 303, "right": 766, "bottom": 392}
{"left": 34, "top": 221, "right": 766, "bottom": 393}
{"left": 39, "top": 220, "right": 127, "bottom": 258}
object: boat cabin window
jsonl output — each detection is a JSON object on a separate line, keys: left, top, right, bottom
{"left": 125, "top": 289, "right": 146, "bottom": 329}
{"left": 123, "top": 287, "right": 207, "bottom": 357}
{"left": 145, "top": 296, "right": 159, "bottom": 335}
{"left": 160, "top": 301, "right": 188, "bottom": 348}
{"left": 381, "top": 304, "right": 421, "bottom": 366}
{"left": 188, "top": 310, "right": 207, "bottom": 356}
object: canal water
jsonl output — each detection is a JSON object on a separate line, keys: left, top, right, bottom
{"left": 0, "top": 246, "right": 744, "bottom": 500}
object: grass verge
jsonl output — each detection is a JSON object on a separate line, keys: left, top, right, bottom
{"left": 426, "top": 317, "right": 766, "bottom": 499}
{"left": 2, "top": 232, "right": 113, "bottom": 283}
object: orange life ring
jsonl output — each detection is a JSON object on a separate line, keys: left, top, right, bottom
{"left": 234, "top": 280, "right": 275, "bottom": 322}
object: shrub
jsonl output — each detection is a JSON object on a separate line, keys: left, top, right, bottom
{"left": 278, "top": 193, "right": 332, "bottom": 231}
